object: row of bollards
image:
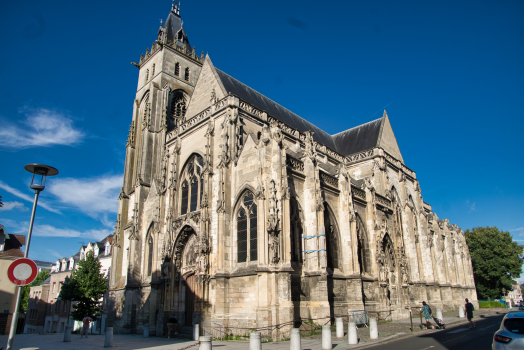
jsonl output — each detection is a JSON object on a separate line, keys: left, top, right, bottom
{"left": 196, "top": 317, "right": 380, "bottom": 350}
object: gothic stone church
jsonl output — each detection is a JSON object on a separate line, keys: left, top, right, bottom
{"left": 108, "top": 3, "right": 478, "bottom": 338}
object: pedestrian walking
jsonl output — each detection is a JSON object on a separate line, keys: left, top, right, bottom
{"left": 465, "top": 298, "right": 476, "bottom": 329}
{"left": 167, "top": 317, "right": 178, "bottom": 338}
{"left": 421, "top": 301, "right": 433, "bottom": 329}
{"left": 81, "top": 314, "right": 93, "bottom": 338}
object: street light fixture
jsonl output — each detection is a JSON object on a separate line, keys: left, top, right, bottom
{"left": 6, "top": 164, "right": 58, "bottom": 350}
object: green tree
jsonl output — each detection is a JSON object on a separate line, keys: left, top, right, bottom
{"left": 20, "top": 270, "right": 51, "bottom": 312}
{"left": 59, "top": 251, "right": 108, "bottom": 321}
{"left": 466, "top": 226, "right": 523, "bottom": 299}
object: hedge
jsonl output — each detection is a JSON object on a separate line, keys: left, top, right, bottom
{"left": 478, "top": 300, "right": 505, "bottom": 308}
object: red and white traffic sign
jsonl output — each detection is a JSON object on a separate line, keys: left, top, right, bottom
{"left": 7, "top": 258, "right": 38, "bottom": 286}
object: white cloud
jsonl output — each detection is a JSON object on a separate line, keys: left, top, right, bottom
{"left": 33, "top": 224, "right": 112, "bottom": 241}
{"left": 47, "top": 174, "right": 122, "bottom": 226}
{"left": 0, "top": 107, "right": 84, "bottom": 148}
{"left": 511, "top": 227, "right": 524, "bottom": 236}
{"left": 0, "top": 180, "right": 62, "bottom": 214}
{"left": 0, "top": 219, "right": 28, "bottom": 234}
{"left": 0, "top": 201, "right": 28, "bottom": 212}
{"left": 0, "top": 219, "right": 111, "bottom": 241}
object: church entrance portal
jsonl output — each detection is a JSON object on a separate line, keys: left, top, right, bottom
{"left": 176, "top": 227, "right": 199, "bottom": 326}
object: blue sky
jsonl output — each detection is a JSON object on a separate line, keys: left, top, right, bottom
{"left": 0, "top": 0, "right": 523, "bottom": 275}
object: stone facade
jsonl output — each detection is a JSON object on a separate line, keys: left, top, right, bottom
{"left": 108, "top": 4, "right": 478, "bottom": 339}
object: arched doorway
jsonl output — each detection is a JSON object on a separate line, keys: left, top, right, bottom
{"left": 173, "top": 225, "right": 199, "bottom": 326}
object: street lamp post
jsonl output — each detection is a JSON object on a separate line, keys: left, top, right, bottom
{"left": 6, "top": 164, "right": 58, "bottom": 350}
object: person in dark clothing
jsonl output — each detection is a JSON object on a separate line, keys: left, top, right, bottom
{"left": 465, "top": 298, "right": 476, "bottom": 329}
{"left": 167, "top": 317, "right": 178, "bottom": 338}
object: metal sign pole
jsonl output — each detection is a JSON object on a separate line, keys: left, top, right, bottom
{"left": 6, "top": 189, "right": 40, "bottom": 350}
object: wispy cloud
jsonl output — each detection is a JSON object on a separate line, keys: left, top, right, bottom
{"left": 0, "top": 219, "right": 28, "bottom": 234}
{"left": 465, "top": 200, "right": 476, "bottom": 212}
{"left": 47, "top": 174, "right": 122, "bottom": 227}
{"left": 46, "top": 249, "right": 64, "bottom": 259}
{"left": 34, "top": 225, "right": 112, "bottom": 241}
{"left": 511, "top": 227, "right": 524, "bottom": 236}
{"left": 0, "top": 219, "right": 112, "bottom": 241}
{"left": 0, "top": 181, "right": 61, "bottom": 214}
{"left": 0, "top": 201, "right": 28, "bottom": 212}
{"left": 0, "top": 107, "right": 84, "bottom": 148}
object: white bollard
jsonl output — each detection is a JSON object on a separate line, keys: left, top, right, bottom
{"left": 369, "top": 317, "right": 378, "bottom": 340}
{"left": 335, "top": 317, "right": 344, "bottom": 338}
{"left": 459, "top": 305, "right": 465, "bottom": 318}
{"left": 436, "top": 308, "right": 443, "bottom": 320}
{"left": 144, "top": 324, "right": 149, "bottom": 337}
{"left": 104, "top": 327, "right": 113, "bottom": 348}
{"left": 322, "top": 324, "right": 332, "bottom": 350}
{"left": 63, "top": 325, "right": 71, "bottom": 342}
{"left": 290, "top": 328, "right": 302, "bottom": 350}
{"left": 194, "top": 324, "right": 200, "bottom": 340}
{"left": 347, "top": 321, "right": 358, "bottom": 345}
{"left": 250, "top": 332, "right": 262, "bottom": 350}
{"left": 199, "top": 336, "right": 212, "bottom": 350}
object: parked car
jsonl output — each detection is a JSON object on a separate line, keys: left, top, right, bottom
{"left": 492, "top": 311, "right": 524, "bottom": 349}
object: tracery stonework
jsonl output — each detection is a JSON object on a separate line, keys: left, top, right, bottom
{"left": 108, "top": 4, "right": 478, "bottom": 339}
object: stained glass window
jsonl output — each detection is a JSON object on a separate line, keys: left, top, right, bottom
{"left": 237, "top": 191, "right": 257, "bottom": 263}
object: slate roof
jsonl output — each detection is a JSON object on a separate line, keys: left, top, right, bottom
{"left": 332, "top": 118, "right": 383, "bottom": 156}
{"left": 215, "top": 69, "right": 337, "bottom": 150}
{"left": 214, "top": 68, "right": 386, "bottom": 157}
{"left": 163, "top": 7, "right": 191, "bottom": 51}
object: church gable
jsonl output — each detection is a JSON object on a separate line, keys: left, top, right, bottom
{"left": 184, "top": 56, "right": 227, "bottom": 119}
{"left": 377, "top": 111, "right": 404, "bottom": 163}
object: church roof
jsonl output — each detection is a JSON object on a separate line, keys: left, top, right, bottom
{"left": 332, "top": 118, "right": 383, "bottom": 156}
{"left": 215, "top": 69, "right": 337, "bottom": 150}
{"left": 162, "top": 3, "right": 191, "bottom": 52}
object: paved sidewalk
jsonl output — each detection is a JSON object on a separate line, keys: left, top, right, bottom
{"left": 0, "top": 309, "right": 507, "bottom": 350}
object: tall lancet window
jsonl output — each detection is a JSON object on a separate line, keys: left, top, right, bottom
{"left": 147, "top": 234, "right": 153, "bottom": 276}
{"left": 184, "top": 67, "right": 190, "bottom": 81}
{"left": 179, "top": 155, "right": 204, "bottom": 215}
{"left": 237, "top": 191, "right": 257, "bottom": 263}
{"left": 174, "top": 62, "right": 180, "bottom": 76}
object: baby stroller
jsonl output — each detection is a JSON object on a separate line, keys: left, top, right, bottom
{"left": 432, "top": 315, "right": 446, "bottom": 329}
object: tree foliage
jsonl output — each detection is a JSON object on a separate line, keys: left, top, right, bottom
{"left": 465, "top": 226, "right": 523, "bottom": 299}
{"left": 59, "top": 251, "right": 108, "bottom": 321}
{"left": 20, "top": 270, "right": 51, "bottom": 312}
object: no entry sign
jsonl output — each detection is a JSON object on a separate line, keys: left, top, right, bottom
{"left": 7, "top": 258, "right": 38, "bottom": 286}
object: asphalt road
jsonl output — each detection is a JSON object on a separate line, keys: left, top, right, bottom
{"left": 363, "top": 313, "right": 505, "bottom": 350}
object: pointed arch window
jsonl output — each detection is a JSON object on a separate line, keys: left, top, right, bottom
{"left": 147, "top": 234, "right": 153, "bottom": 276}
{"left": 184, "top": 67, "right": 190, "bottom": 81}
{"left": 237, "top": 191, "right": 257, "bottom": 263}
{"left": 356, "top": 215, "right": 369, "bottom": 274}
{"left": 324, "top": 204, "right": 339, "bottom": 269}
{"left": 175, "top": 63, "right": 180, "bottom": 76}
{"left": 290, "top": 197, "right": 303, "bottom": 263}
{"left": 179, "top": 155, "right": 204, "bottom": 215}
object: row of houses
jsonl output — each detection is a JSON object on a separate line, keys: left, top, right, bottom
{"left": 24, "top": 235, "right": 113, "bottom": 334}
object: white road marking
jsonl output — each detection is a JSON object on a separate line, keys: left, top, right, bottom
{"left": 447, "top": 329, "right": 469, "bottom": 334}
{"left": 418, "top": 346, "right": 435, "bottom": 350}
